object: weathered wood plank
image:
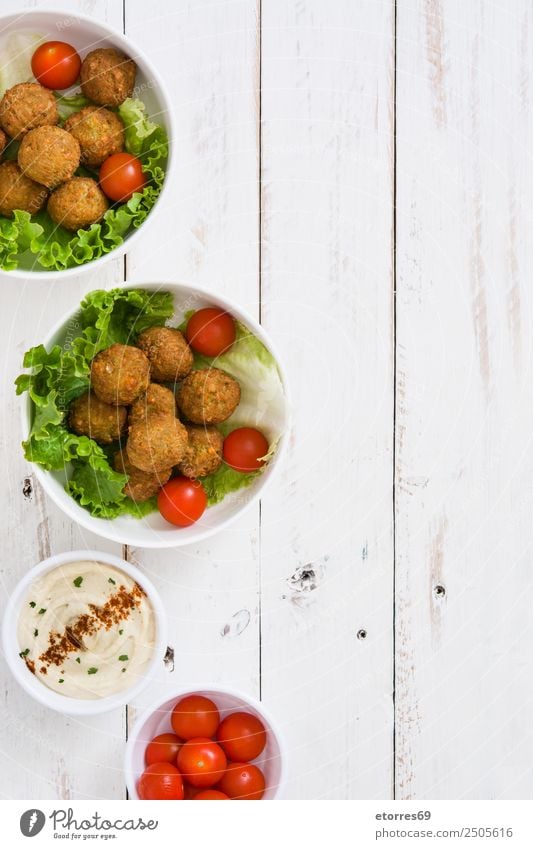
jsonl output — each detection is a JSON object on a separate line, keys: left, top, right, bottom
{"left": 259, "top": 0, "right": 396, "bottom": 799}
{"left": 395, "top": 0, "right": 533, "bottom": 799}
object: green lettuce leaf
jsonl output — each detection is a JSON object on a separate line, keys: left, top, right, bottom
{"left": 73, "top": 287, "right": 174, "bottom": 360}
{"left": 0, "top": 210, "right": 44, "bottom": 271}
{"left": 201, "top": 464, "right": 259, "bottom": 506}
{"left": 54, "top": 92, "right": 92, "bottom": 121}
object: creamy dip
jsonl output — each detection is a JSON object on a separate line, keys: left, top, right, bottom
{"left": 17, "top": 561, "right": 156, "bottom": 699}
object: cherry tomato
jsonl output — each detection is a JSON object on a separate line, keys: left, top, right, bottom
{"left": 158, "top": 477, "right": 207, "bottom": 527}
{"left": 171, "top": 695, "right": 220, "bottom": 740}
{"left": 223, "top": 427, "right": 269, "bottom": 473}
{"left": 194, "top": 789, "right": 229, "bottom": 800}
{"left": 183, "top": 782, "right": 198, "bottom": 800}
{"left": 31, "top": 41, "right": 81, "bottom": 89}
{"left": 99, "top": 152, "right": 145, "bottom": 202}
{"left": 216, "top": 711, "right": 267, "bottom": 762}
{"left": 145, "top": 733, "right": 182, "bottom": 766}
{"left": 217, "top": 762, "right": 266, "bottom": 800}
{"left": 177, "top": 738, "right": 227, "bottom": 788}
{"left": 186, "top": 308, "right": 236, "bottom": 357}
{"left": 137, "top": 762, "right": 184, "bottom": 800}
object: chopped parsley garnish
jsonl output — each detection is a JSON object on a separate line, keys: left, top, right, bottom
{"left": 118, "top": 654, "right": 129, "bottom": 662}
{"left": 121, "top": 668, "right": 126, "bottom": 673}
{"left": 73, "top": 576, "right": 83, "bottom": 588}
{"left": 38, "top": 608, "right": 46, "bottom": 615}
{"left": 19, "top": 648, "right": 30, "bottom": 658}
{"left": 119, "top": 629, "right": 124, "bottom": 635}
{"left": 33, "top": 629, "right": 38, "bottom": 637}
{"left": 76, "top": 657, "right": 81, "bottom": 664}
{"left": 87, "top": 667, "right": 98, "bottom": 675}
{"left": 29, "top": 601, "right": 36, "bottom": 608}
{"left": 108, "top": 577, "right": 116, "bottom": 585}
{"left": 58, "top": 679, "right": 64, "bottom": 684}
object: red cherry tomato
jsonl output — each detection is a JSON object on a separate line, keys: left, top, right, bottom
{"left": 31, "top": 41, "right": 81, "bottom": 89}
{"left": 171, "top": 695, "right": 220, "bottom": 740}
{"left": 194, "top": 789, "right": 229, "bottom": 800}
{"left": 223, "top": 427, "right": 269, "bottom": 473}
{"left": 157, "top": 477, "right": 207, "bottom": 527}
{"left": 177, "top": 738, "right": 227, "bottom": 788}
{"left": 137, "top": 762, "right": 184, "bottom": 800}
{"left": 183, "top": 782, "right": 198, "bottom": 800}
{"left": 99, "top": 152, "right": 145, "bottom": 202}
{"left": 216, "top": 711, "right": 267, "bottom": 762}
{"left": 145, "top": 733, "right": 182, "bottom": 766}
{"left": 186, "top": 308, "right": 236, "bottom": 357}
{"left": 217, "top": 762, "right": 266, "bottom": 800}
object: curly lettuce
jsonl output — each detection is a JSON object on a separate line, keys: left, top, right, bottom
{"left": 16, "top": 288, "right": 174, "bottom": 517}
{"left": 1, "top": 98, "right": 168, "bottom": 271}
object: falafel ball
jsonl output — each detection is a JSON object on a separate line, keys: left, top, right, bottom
{"left": 177, "top": 424, "right": 223, "bottom": 478}
{"left": 127, "top": 414, "right": 188, "bottom": 473}
{"left": 90, "top": 343, "right": 151, "bottom": 406}
{"left": 176, "top": 368, "right": 241, "bottom": 424}
{"left": 69, "top": 390, "right": 127, "bottom": 444}
{"left": 136, "top": 325, "right": 194, "bottom": 383}
{"left": 0, "top": 161, "right": 47, "bottom": 217}
{"left": 18, "top": 126, "right": 80, "bottom": 189}
{"left": 0, "top": 82, "right": 58, "bottom": 138}
{"left": 64, "top": 105, "right": 124, "bottom": 167}
{"left": 128, "top": 383, "right": 176, "bottom": 427}
{"left": 0, "top": 128, "right": 7, "bottom": 159}
{"left": 47, "top": 177, "right": 108, "bottom": 231}
{"left": 80, "top": 48, "right": 136, "bottom": 107}
{"left": 114, "top": 450, "right": 172, "bottom": 502}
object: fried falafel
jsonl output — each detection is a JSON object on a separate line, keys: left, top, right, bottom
{"left": 136, "top": 326, "right": 194, "bottom": 383}
{"left": 128, "top": 383, "right": 176, "bottom": 427}
{"left": 64, "top": 105, "right": 124, "bottom": 167}
{"left": 126, "top": 413, "right": 188, "bottom": 473}
{"left": 90, "top": 343, "right": 150, "bottom": 406}
{"left": 69, "top": 390, "right": 127, "bottom": 444}
{"left": 18, "top": 126, "right": 80, "bottom": 189}
{"left": 80, "top": 48, "right": 136, "bottom": 107}
{"left": 47, "top": 177, "right": 108, "bottom": 231}
{"left": 0, "top": 161, "right": 47, "bottom": 217}
{"left": 0, "top": 128, "right": 7, "bottom": 160}
{"left": 177, "top": 424, "right": 223, "bottom": 478}
{"left": 0, "top": 82, "right": 58, "bottom": 138}
{"left": 176, "top": 367, "right": 241, "bottom": 424}
{"left": 114, "top": 449, "right": 172, "bottom": 502}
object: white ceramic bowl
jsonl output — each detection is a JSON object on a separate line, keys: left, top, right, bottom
{"left": 0, "top": 8, "right": 176, "bottom": 278}
{"left": 22, "top": 281, "right": 290, "bottom": 548}
{"left": 2, "top": 549, "right": 168, "bottom": 715}
{"left": 125, "top": 685, "right": 288, "bottom": 800}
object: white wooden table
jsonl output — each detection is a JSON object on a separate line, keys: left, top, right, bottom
{"left": 1, "top": 0, "right": 533, "bottom": 800}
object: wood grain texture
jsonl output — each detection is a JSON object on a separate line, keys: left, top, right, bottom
{"left": 259, "top": 0, "right": 395, "bottom": 799}
{"left": 395, "top": 0, "right": 533, "bottom": 799}
{"left": 0, "top": 0, "right": 126, "bottom": 801}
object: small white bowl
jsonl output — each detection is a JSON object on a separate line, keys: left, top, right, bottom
{"left": 0, "top": 8, "right": 176, "bottom": 278}
{"left": 125, "top": 685, "right": 288, "bottom": 800}
{"left": 2, "top": 550, "right": 168, "bottom": 715}
{"left": 22, "top": 281, "right": 290, "bottom": 548}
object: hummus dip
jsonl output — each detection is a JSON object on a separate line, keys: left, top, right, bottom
{"left": 17, "top": 560, "right": 156, "bottom": 699}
